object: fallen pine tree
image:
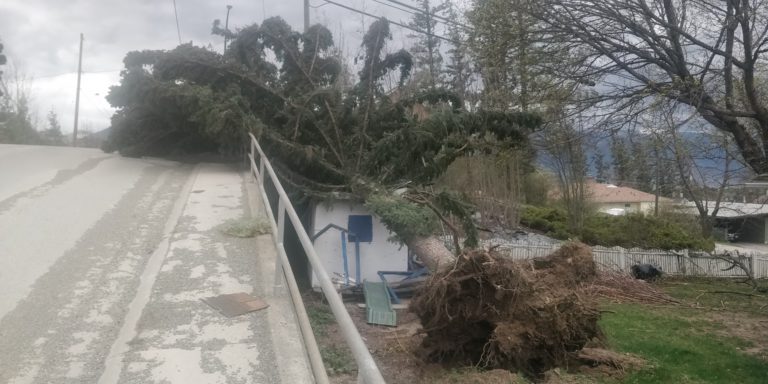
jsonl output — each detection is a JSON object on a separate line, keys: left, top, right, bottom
{"left": 411, "top": 242, "right": 602, "bottom": 376}
{"left": 103, "top": 17, "right": 541, "bottom": 274}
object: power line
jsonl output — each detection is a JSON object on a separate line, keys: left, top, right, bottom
{"left": 35, "top": 69, "right": 121, "bottom": 80}
{"left": 321, "top": 0, "right": 456, "bottom": 43}
{"left": 83, "top": 91, "right": 115, "bottom": 117}
{"left": 378, "top": 0, "right": 473, "bottom": 31}
{"left": 371, "top": 0, "right": 458, "bottom": 33}
{"left": 173, "top": 0, "right": 182, "bottom": 44}
{"left": 371, "top": 0, "right": 420, "bottom": 18}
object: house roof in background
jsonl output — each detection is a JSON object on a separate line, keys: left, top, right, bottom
{"left": 588, "top": 182, "right": 669, "bottom": 203}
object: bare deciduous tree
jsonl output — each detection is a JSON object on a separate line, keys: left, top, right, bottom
{"left": 540, "top": 111, "right": 590, "bottom": 231}
{"left": 647, "top": 103, "right": 744, "bottom": 236}
{"left": 535, "top": 0, "right": 768, "bottom": 175}
{"left": 713, "top": 250, "right": 767, "bottom": 292}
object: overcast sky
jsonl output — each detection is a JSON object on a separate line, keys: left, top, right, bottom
{"left": 0, "top": 0, "right": 417, "bottom": 135}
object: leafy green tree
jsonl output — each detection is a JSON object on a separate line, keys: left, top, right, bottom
{"left": 0, "top": 44, "right": 43, "bottom": 145}
{"left": 0, "top": 42, "right": 6, "bottom": 96}
{"left": 0, "top": 70, "right": 39, "bottom": 145}
{"left": 630, "top": 140, "right": 652, "bottom": 192}
{"left": 0, "top": 44, "right": 38, "bottom": 145}
{"left": 104, "top": 17, "right": 541, "bottom": 270}
{"left": 657, "top": 156, "right": 678, "bottom": 198}
{"left": 406, "top": 0, "right": 447, "bottom": 90}
{"left": 40, "top": 109, "right": 65, "bottom": 146}
{"left": 610, "top": 134, "right": 629, "bottom": 185}
{"left": 467, "top": 0, "right": 515, "bottom": 110}
{"left": 593, "top": 151, "right": 608, "bottom": 183}
{"left": 467, "top": 0, "right": 572, "bottom": 112}
{"left": 442, "top": 1, "right": 474, "bottom": 107}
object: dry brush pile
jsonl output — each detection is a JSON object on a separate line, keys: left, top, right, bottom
{"left": 411, "top": 242, "right": 602, "bottom": 376}
{"left": 585, "top": 269, "right": 680, "bottom": 305}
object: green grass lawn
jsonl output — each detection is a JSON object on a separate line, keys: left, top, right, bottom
{"left": 657, "top": 277, "right": 768, "bottom": 315}
{"left": 600, "top": 290, "right": 768, "bottom": 383}
{"left": 306, "top": 278, "right": 768, "bottom": 383}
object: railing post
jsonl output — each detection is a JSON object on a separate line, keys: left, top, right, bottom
{"left": 275, "top": 200, "right": 286, "bottom": 281}
{"left": 249, "top": 134, "right": 386, "bottom": 384}
{"left": 259, "top": 156, "right": 266, "bottom": 187}
{"left": 248, "top": 140, "right": 254, "bottom": 181}
{"left": 277, "top": 199, "right": 286, "bottom": 244}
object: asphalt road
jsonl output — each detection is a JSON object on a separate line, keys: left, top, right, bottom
{"left": 0, "top": 144, "right": 311, "bottom": 383}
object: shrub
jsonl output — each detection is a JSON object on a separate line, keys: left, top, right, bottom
{"left": 519, "top": 205, "right": 570, "bottom": 239}
{"left": 582, "top": 214, "right": 715, "bottom": 251}
{"left": 519, "top": 206, "right": 714, "bottom": 251}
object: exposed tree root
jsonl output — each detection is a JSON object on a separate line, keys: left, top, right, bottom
{"left": 411, "top": 242, "right": 602, "bottom": 376}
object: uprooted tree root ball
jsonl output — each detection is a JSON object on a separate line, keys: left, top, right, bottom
{"left": 410, "top": 242, "right": 602, "bottom": 377}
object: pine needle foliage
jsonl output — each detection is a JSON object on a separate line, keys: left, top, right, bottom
{"left": 366, "top": 194, "right": 440, "bottom": 242}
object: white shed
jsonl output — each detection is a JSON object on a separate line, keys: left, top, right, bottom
{"left": 309, "top": 200, "right": 409, "bottom": 288}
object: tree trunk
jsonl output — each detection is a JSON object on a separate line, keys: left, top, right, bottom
{"left": 407, "top": 235, "right": 457, "bottom": 273}
{"left": 699, "top": 216, "right": 714, "bottom": 238}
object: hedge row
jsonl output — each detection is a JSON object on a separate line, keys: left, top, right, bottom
{"left": 520, "top": 206, "right": 714, "bottom": 251}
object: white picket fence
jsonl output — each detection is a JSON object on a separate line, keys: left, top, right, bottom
{"left": 478, "top": 239, "right": 768, "bottom": 279}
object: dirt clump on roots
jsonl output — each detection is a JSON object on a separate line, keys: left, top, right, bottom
{"left": 410, "top": 242, "right": 602, "bottom": 377}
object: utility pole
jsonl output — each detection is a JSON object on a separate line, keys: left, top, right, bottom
{"left": 224, "top": 5, "right": 232, "bottom": 53}
{"left": 304, "top": 0, "right": 309, "bottom": 32}
{"left": 72, "top": 33, "right": 83, "bottom": 146}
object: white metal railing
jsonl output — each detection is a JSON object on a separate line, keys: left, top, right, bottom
{"left": 248, "top": 133, "right": 386, "bottom": 384}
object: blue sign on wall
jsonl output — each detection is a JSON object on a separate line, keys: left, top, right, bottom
{"left": 348, "top": 215, "right": 373, "bottom": 243}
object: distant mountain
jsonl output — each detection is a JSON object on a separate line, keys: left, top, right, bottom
{"left": 534, "top": 129, "right": 752, "bottom": 187}
{"left": 78, "top": 127, "right": 111, "bottom": 148}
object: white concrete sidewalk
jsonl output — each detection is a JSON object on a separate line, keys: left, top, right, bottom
{"left": 101, "top": 163, "right": 312, "bottom": 384}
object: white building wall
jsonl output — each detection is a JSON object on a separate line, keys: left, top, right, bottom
{"left": 596, "top": 202, "right": 642, "bottom": 215}
{"left": 639, "top": 201, "right": 656, "bottom": 214}
{"left": 310, "top": 201, "right": 408, "bottom": 288}
{"left": 595, "top": 202, "right": 664, "bottom": 215}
